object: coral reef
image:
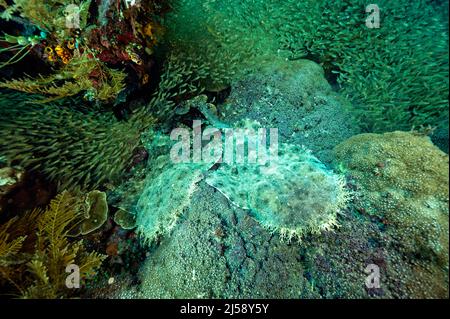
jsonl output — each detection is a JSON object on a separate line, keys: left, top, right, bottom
{"left": 334, "top": 131, "right": 449, "bottom": 264}
{"left": 333, "top": 131, "right": 449, "bottom": 297}
{"left": 120, "top": 131, "right": 449, "bottom": 298}
{"left": 120, "top": 182, "right": 319, "bottom": 299}
{"left": 0, "top": 0, "right": 447, "bottom": 301}
{"left": 1, "top": 0, "right": 166, "bottom": 103}
{"left": 300, "top": 201, "right": 449, "bottom": 299}
{"left": 134, "top": 105, "right": 349, "bottom": 245}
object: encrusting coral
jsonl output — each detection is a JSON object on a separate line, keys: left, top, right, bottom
{"left": 334, "top": 131, "right": 449, "bottom": 266}
{"left": 76, "top": 190, "right": 109, "bottom": 236}
{"left": 113, "top": 208, "right": 136, "bottom": 230}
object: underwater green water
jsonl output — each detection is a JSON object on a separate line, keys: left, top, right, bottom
{"left": 0, "top": 0, "right": 448, "bottom": 299}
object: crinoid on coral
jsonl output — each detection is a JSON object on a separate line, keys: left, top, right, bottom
{"left": 0, "top": 91, "right": 154, "bottom": 191}
{"left": 205, "top": 144, "right": 350, "bottom": 242}
{"left": 0, "top": 191, "right": 105, "bottom": 298}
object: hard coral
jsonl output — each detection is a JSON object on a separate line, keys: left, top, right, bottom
{"left": 334, "top": 131, "right": 449, "bottom": 265}
{"left": 77, "top": 190, "right": 109, "bottom": 236}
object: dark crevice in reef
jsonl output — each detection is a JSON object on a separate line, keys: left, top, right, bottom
{"left": 0, "top": 171, "right": 57, "bottom": 223}
{"left": 0, "top": 21, "right": 50, "bottom": 81}
{"left": 205, "top": 86, "right": 232, "bottom": 105}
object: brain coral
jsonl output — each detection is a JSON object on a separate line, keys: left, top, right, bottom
{"left": 206, "top": 144, "right": 349, "bottom": 242}
{"left": 334, "top": 131, "right": 449, "bottom": 265}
